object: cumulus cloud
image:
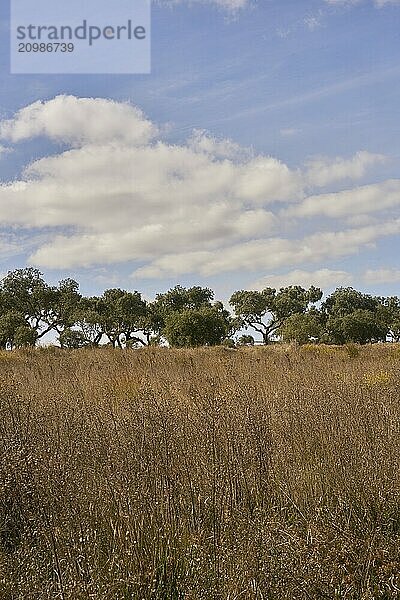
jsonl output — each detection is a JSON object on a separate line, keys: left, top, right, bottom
{"left": 363, "top": 268, "right": 400, "bottom": 284}
{"left": 188, "top": 129, "right": 253, "bottom": 161}
{"left": 251, "top": 268, "right": 353, "bottom": 291}
{"left": 132, "top": 220, "right": 400, "bottom": 278}
{"left": 0, "top": 95, "right": 396, "bottom": 277}
{"left": 0, "top": 137, "right": 295, "bottom": 262}
{"left": 305, "top": 151, "right": 386, "bottom": 187}
{"left": 287, "top": 179, "right": 400, "bottom": 219}
{"left": 0, "top": 96, "right": 304, "bottom": 271}
{"left": 0, "top": 95, "right": 156, "bottom": 147}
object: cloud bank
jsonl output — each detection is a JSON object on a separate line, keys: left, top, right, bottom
{"left": 0, "top": 95, "right": 398, "bottom": 283}
{"left": 251, "top": 269, "right": 354, "bottom": 291}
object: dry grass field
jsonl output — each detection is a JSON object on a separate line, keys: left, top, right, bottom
{"left": 0, "top": 344, "right": 399, "bottom": 599}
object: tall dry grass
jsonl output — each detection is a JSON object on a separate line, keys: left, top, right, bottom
{"left": 0, "top": 344, "right": 399, "bottom": 599}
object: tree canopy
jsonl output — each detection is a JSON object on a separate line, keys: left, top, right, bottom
{"left": 229, "top": 285, "right": 323, "bottom": 344}
{"left": 321, "top": 288, "right": 388, "bottom": 345}
{"left": 0, "top": 269, "right": 399, "bottom": 348}
{"left": 163, "top": 305, "right": 230, "bottom": 348}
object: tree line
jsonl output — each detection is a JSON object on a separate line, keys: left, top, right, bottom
{"left": 0, "top": 268, "right": 399, "bottom": 349}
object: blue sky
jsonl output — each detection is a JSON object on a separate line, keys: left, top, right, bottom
{"left": 0, "top": 0, "right": 400, "bottom": 302}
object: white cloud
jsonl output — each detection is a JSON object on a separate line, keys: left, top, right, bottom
{"left": 251, "top": 268, "right": 353, "bottom": 291}
{"left": 0, "top": 95, "right": 156, "bottom": 147}
{"left": 363, "top": 268, "right": 400, "bottom": 284}
{"left": 345, "top": 214, "right": 378, "bottom": 227}
{"left": 132, "top": 220, "right": 400, "bottom": 278}
{"left": 0, "top": 98, "right": 302, "bottom": 269}
{"left": 188, "top": 129, "right": 253, "bottom": 161}
{"left": 0, "top": 141, "right": 296, "bottom": 228}
{"left": 288, "top": 179, "right": 400, "bottom": 219}
{"left": 0, "top": 96, "right": 396, "bottom": 277}
{"left": 305, "top": 151, "right": 386, "bottom": 187}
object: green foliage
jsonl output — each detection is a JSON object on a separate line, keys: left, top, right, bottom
{"left": 326, "top": 309, "right": 388, "bottom": 345}
{"left": 0, "top": 268, "right": 50, "bottom": 314}
{"left": 0, "top": 269, "right": 82, "bottom": 346}
{"left": 230, "top": 285, "right": 323, "bottom": 344}
{"left": 222, "top": 338, "right": 236, "bottom": 348}
{"left": 0, "top": 268, "right": 399, "bottom": 350}
{"left": 53, "top": 278, "right": 82, "bottom": 332}
{"left": 155, "top": 285, "right": 214, "bottom": 313}
{"left": 0, "top": 311, "right": 29, "bottom": 349}
{"left": 152, "top": 285, "right": 214, "bottom": 333}
{"left": 64, "top": 298, "right": 104, "bottom": 347}
{"left": 163, "top": 305, "right": 229, "bottom": 347}
{"left": 378, "top": 296, "right": 400, "bottom": 342}
{"left": 95, "top": 288, "right": 148, "bottom": 347}
{"left": 13, "top": 324, "right": 37, "bottom": 348}
{"left": 58, "top": 328, "right": 88, "bottom": 349}
{"left": 153, "top": 286, "right": 234, "bottom": 348}
{"left": 281, "top": 309, "right": 324, "bottom": 344}
{"left": 237, "top": 334, "right": 255, "bottom": 346}
{"left": 321, "top": 288, "right": 390, "bottom": 344}
{"left": 322, "top": 287, "right": 379, "bottom": 317}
